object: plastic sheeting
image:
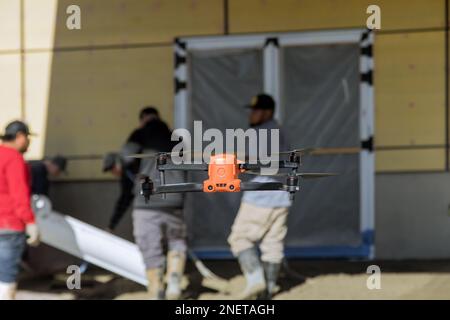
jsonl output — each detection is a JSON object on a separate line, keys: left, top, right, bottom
{"left": 282, "top": 44, "right": 360, "bottom": 148}
{"left": 282, "top": 44, "right": 361, "bottom": 247}
{"left": 186, "top": 49, "right": 263, "bottom": 250}
{"left": 185, "top": 43, "right": 362, "bottom": 252}
{"left": 286, "top": 154, "right": 360, "bottom": 247}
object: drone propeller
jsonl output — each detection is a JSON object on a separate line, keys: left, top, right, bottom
{"left": 129, "top": 148, "right": 316, "bottom": 161}
{"left": 296, "top": 172, "right": 338, "bottom": 179}
{"left": 127, "top": 153, "right": 161, "bottom": 159}
{"left": 276, "top": 148, "right": 316, "bottom": 156}
{"left": 127, "top": 150, "right": 204, "bottom": 159}
{"left": 238, "top": 148, "right": 316, "bottom": 161}
{"left": 244, "top": 171, "right": 337, "bottom": 179}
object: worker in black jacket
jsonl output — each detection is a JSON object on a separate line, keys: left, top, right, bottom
{"left": 120, "top": 107, "right": 186, "bottom": 300}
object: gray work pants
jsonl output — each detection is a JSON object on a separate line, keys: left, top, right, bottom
{"left": 132, "top": 208, "right": 187, "bottom": 269}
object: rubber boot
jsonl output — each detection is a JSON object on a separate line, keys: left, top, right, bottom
{"left": 237, "top": 247, "right": 266, "bottom": 300}
{"left": 146, "top": 268, "right": 164, "bottom": 300}
{"left": 0, "top": 282, "right": 17, "bottom": 300}
{"left": 165, "top": 251, "right": 186, "bottom": 300}
{"left": 263, "top": 262, "right": 281, "bottom": 299}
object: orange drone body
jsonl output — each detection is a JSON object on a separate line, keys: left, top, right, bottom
{"left": 203, "top": 154, "right": 242, "bottom": 193}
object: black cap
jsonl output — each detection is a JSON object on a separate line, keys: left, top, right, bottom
{"left": 139, "top": 106, "right": 159, "bottom": 120}
{"left": 50, "top": 155, "right": 67, "bottom": 173}
{"left": 1, "top": 120, "right": 36, "bottom": 140}
{"left": 245, "top": 94, "right": 275, "bottom": 111}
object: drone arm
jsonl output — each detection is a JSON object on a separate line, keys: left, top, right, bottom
{"left": 157, "top": 163, "right": 208, "bottom": 171}
{"left": 240, "top": 182, "right": 286, "bottom": 191}
{"left": 240, "top": 161, "right": 298, "bottom": 172}
{"left": 241, "top": 180, "right": 299, "bottom": 201}
{"left": 154, "top": 183, "right": 204, "bottom": 194}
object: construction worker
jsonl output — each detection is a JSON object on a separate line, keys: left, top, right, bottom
{"left": 228, "top": 94, "right": 291, "bottom": 299}
{"left": 29, "top": 155, "right": 67, "bottom": 196}
{"left": 103, "top": 151, "right": 136, "bottom": 231}
{"left": 105, "top": 107, "right": 156, "bottom": 231}
{"left": 0, "top": 121, "right": 40, "bottom": 300}
{"left": 22, "top": 155, "right": 67, "bottom": 275}
{"left": 121, "top": 107, "right": 186, "bottom": 300}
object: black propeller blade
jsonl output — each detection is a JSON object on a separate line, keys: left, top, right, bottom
{"left": 276, "top": 148, "right": 316, "bottom": 156}
{"left": 244, "top": 171, "right": 338, "bottom": 179}
{"left": 127, "top": 150, "right": 204, "bottom": 159}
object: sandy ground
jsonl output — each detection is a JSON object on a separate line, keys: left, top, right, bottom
{"left": 15, "top": 260, "right": 450, "bottom": 300}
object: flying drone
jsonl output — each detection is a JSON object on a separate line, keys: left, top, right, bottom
{"left": 129, "top": 148, "right": 337, "bottom": 203}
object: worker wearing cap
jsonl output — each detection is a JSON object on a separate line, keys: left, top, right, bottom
{"left": 0, "top": 121, "right": 40, "bottom": 300}
{"left": 23, "top": 156, "right": 67, "bottom": 274}
{"left": 103, "top": 151, "right": 137, "bottom": 231}
{"left": 120, "top": 107, "right": 187, "bottom": 300}
{"left": 227, "top": 94, "right": 292, "bottom": 299}
{"left": 29, "top": 155, "right": 68, "bottom": 196}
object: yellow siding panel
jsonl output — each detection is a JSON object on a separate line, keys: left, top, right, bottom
{"left": 0, "top": 54, "right": 21, "bottom": 129}
{"left": 376, "top": 149, "right": 445, "bottom": 172}
{"left": 229, "top": 0, "right": 444, "bottom": 33}
{"left": 24, "top": 52, "right": 54, "bottom": 160}
{"left": 42, "top": 46, "right": 173, "bottom": 179}
{"left": 26, "top": 0, "right": 224, "bottom": 49}
{"left": 0, "top": 0, "right": 20, "bottom": 51}
{"left": 24, "top": 0, "right": 58, "bottom": 50}
{"left": 55, "top": 159, "right": 111, "bottom": 181}
{"left": 374, "top": 31, "right": 445, "bottom": 147}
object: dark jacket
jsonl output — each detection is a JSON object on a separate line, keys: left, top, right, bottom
{"left": 121, "top": 119, "right": 184, "bottom": 210}
{"left": 29, "top": 160, "right": 50, "bottom": 196}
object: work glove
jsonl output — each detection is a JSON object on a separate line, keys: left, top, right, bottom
{"left": 25, "top": 223, "right": 41, "bottom": 247}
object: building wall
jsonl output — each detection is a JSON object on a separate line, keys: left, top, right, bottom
{"left": 376, "top": 172, "right": 450, "bottom": 259}
{"left": 1, "top": 0, "right": 449, "bottom": 258}
{"left": 1, "top": 0, "right": 446, "bottom": 175}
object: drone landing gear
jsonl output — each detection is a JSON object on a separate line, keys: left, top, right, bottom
{"left": 140, "top": 176, "right": 154, "bottom": 203}
{"left": 286, "top": 175, "right": 300, "bottom": 201}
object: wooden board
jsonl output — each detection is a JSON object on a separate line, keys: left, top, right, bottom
{"left": 229, "top": 0, "right": 445, "bottom": 34}
{"left": 374, "top": 31, "right": 446, "bottom": 148}
{"left": 36, "top": 46, "right": 173, "bottom": 179}
{"left": 0, "top": 54, "right": 21, "bottom": 130}
{"left": 376, "top": 148, "right": 445, "bottom": 172}
{"left": 24, "top": 0, "right": 58, "bottom": 50}
{"left": 0, "top": 0, "right": 20, "bottom": 52}
{"left": 25, "top": 0, "right": 224, "bottom": 49}
{"left": 52, "top": 158, "right": 112, "bottom": 181}
{"left": 24, "top": 52, "right": 54, "bottom": 160}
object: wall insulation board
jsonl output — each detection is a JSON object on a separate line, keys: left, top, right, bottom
{"left": 39, "top": 45, "right": 173, "bottom": 180}
{"left": 374, "top": 31, "right": 446, "bottom": 147}
{"left": 0, "top": 0, "right": 20, "bottom": 52}
{"left": 228, "top": 0, "right": 445, "bottom": 34}
{"left": 24, "top": 0, "right": 58, "bottom": 50}
{"left": 24, "top": 51, "right": 54, "bottom": 160}
{"left": 0, "top": 54, "right": 21, "bottom": 129}
{"left": 53, "top": 159, "right": 109, "bottom": 181}
{"left": 25, "top": 0, "right": 224, "bottom": 50}
{"left": 376, "top": 149, "right": 446, "bottom": 172}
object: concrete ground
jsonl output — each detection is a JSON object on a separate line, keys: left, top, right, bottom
{"left": 15, "top": 260, "right": 450, "bottom": 300}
